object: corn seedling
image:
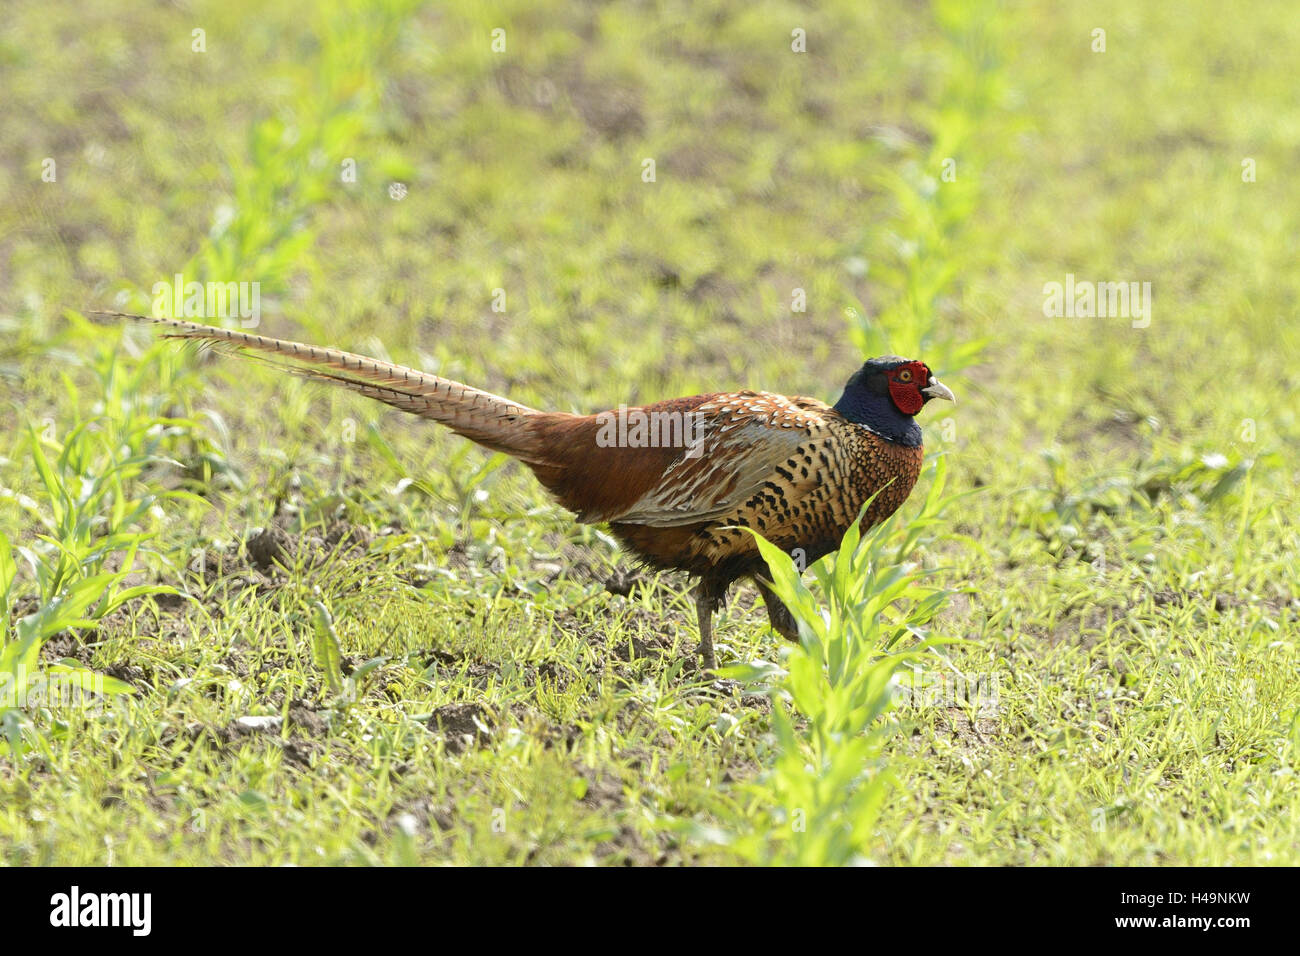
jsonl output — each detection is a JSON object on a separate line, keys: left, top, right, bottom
{"left": 713, "top": 457, "right": 961, "bottom": 864}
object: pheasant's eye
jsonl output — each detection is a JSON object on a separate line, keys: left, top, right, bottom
{"left": 897, "top": 369, "right": 913, "bottom": 383}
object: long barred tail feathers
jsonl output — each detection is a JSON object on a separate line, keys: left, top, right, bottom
{"left": 86, "top": 311, "right": 545, "bottom": 459}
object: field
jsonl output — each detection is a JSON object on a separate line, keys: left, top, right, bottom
{"left": 2, "top": 0, "right": 1298, "bottom": 866}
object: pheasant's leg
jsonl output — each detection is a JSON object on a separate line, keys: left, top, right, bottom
{"left": 755, "top": 578, "right": 800, "bottom": 643}
{"left": 694, "top": 584, "right": 716, "bottom": 671}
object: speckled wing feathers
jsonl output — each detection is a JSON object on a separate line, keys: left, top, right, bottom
{"left": 609, "top": 392, "right": 832, "bottom": 527}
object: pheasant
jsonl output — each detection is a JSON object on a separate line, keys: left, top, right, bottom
{"left": 90, "top": 312, "right": 955, "bottom": 669}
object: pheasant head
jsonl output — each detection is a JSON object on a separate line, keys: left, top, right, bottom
{"left": 832, "top": 355, "right": 955, "bottom": 446}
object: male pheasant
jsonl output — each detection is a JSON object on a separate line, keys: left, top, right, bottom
{"left": 91, "top": 312, "right": 955, "bottom": 668}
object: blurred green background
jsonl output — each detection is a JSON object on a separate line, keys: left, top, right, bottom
{"left": 0, "top": 0, "right": 1297, "bottom": 865}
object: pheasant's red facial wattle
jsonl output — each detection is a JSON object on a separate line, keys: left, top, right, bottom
{"left": 886, "top": 361, "right": 930, "bottom": 416}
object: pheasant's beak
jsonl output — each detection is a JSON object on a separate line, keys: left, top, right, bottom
{"left": 921, "top": 378, "right": 956, "bottom": 404}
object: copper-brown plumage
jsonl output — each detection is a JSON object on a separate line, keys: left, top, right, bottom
{"left": 90, "top": 312, "right": 954, "bottom": 669}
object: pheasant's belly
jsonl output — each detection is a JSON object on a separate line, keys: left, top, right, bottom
{"left": 691, "top": 489, "right": 868, "bottom": 569}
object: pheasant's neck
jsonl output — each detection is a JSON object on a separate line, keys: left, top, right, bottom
{"left": 833, "top": 386, "right": 923, "bottom": 447}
